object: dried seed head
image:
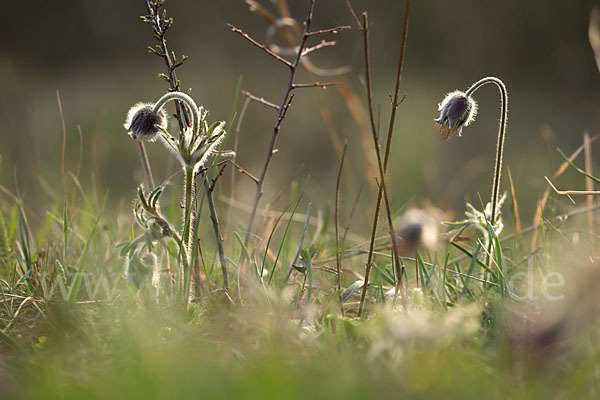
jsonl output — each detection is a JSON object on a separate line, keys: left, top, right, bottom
{"left": 396, "top": 208, "right": 442, "bottom": 252}
{"left": 124, "top": 103, "right": 168, "bottom": 141}
{"left": 435, "top": 91, "right": 477, "bottom": 141}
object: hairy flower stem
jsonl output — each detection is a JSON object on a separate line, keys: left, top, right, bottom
{"left": 153, "top": 92, "right": 199, "bottom": 140}
{"left": 464, "top": 77, "right": 508, "bottom": 227}
{"left": 182, "top": 165, "right": 195, "bottom": 296}
{"left": 152, "top": 91, "right": 202, "bottom": 300}
{"left": 136, "top": 141, "right": 155, "bottom": 190}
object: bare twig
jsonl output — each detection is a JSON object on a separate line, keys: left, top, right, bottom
{"left": 228, "top": 159, "right": 260, "bottom": 183}
{"left": 292, "top": 82, "right": 342, "bottom": 89}
{"left": 203, "top": 175, "right": 230, "bottom": 293}
{"left": 530, "top": 131, "right": 600, "bottom": 251}
{"left": 342, "top": 183, "right": 364, "bottom": 246}
{"left": 227, "top": 24, "right": 294, "bottom": 68}
{"left": 344, "top": 0, "right": 362, "bottom": 29}
{"left": 302, "top": 40, "right": 337, "bottom": 56}
{"left": 208, "top": 163, "right": 229, "bottom": 193}
{"left": 143, "top": 0, "right": 190, "bottom": 132}
{"left": 358, "top": 1, "right": 410, "bottom": 317}
{"left": 584, "top": 132, "right": 595, "bottom": 242}
{"left": 545, "top": 176, "right": 600, "bottom": 196}
{"left": 236, "top": 0, "right": 321, "bottom": 247}
{"left": 241, "top": 90, "right": 280, "bottom": 110}
{"left": 335, "top": 141, "right": 348, "bottom": 314}
{"left": 306, "top": 26, "right": 351, "bottom": 36}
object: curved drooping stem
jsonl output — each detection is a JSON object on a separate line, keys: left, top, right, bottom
{"left": 153, "top": 91, "right": 199, "bottom": 137}
{"left": 153, "top": 92, "right": 200, "bottom": 298}
{"left": 153, "top": 93, "right": 200, "bottom": 165}
{"left": 465, "top": 77, "right": 508, "bottom": 226}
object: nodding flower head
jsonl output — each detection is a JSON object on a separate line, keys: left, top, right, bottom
{"left": 124, "top": 103, "right": 168, "bottom": 141}
{"left": 435, "top": 90, "right": 477, "bottom": 141}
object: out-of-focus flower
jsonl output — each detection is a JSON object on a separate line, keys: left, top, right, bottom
{"left": 396, "top": 208, "right": 443, "bottom": 253}
{"left": 126, "top": 249, "right": 159, "bottom": 289}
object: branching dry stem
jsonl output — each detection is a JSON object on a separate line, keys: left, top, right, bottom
{"left": 357, "top": 1, "right": 411, "bottom": 317}
{"left": 230, "top": 0, "right": 348, "bottom": 249}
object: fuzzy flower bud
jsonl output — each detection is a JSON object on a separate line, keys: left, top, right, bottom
{"left": 124, "top": 102, "right": 168, "bottom": 141}
{"left": 435, "top": 90, "right": 477, "bottom": 141}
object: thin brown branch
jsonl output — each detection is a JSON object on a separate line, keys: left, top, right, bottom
{"left": 144, "top": 0, "right": 190, "bottom": 132}
{"left": 302, "top": 40, "right": 337, "bottom": 57}
{"left": 228, "top": 159, "right": 260, "bottom": 183}
{"left": 344, "top": 0, "right": 362, "bottom": 29}
{"left": 342, "top": 183, "right": 364, "bottom": 246}
{"left": 209, "top": 163, "right": 229, "bottom": 193}
{"left": 358, "top": 1, "right": 410, "bottom": 317}
{"left": 306, "top": 26, "right": 351, "bottom": 36}
{"left": 335, "top": 140, "right": 348, "bottom": 314}
{"left": 278, "top": 95, "right": 295, "bottom": 124}
{"left": 357, "top": 12, "right": 380, "bottom": 318}
{"left": 380, "top": 178, "right": 405, "bottom": 306}
{"left": 584, "top": 132, "right": 595, "bottom": 243}
{"left": 292, "top": 82, "right": 342, "bottom": 89}
{"left": 241, "top": 90, "right": 280, "bottom": 110}
{"left": 227, "top": 23, "right": 294, "bottom": 68}
{"left": 202, "top": 174, "right": 230, "bottom": 294}
{"left": 194, "top": 159, "right": 228, "bottom": 175}
{"left": 239, "top": 0, "right": 350, "bottom": 252}
{"left": 530, "top": 131, "right": 600, "bottom": 252}
{"left": 545, "top": 176, "right": 600, "bottom": 196}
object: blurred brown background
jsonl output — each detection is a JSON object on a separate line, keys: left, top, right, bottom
{"left": 1, "top": 0, "right": 599, "bottom": 230}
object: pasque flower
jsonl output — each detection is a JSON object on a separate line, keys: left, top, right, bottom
{"left": 435, "top": 90, "right": 477, "bottom": 141}
{"left": 435, "top": 77, "right": 508, "bottom": 228}
{"left": 124, "top": 103, "right": 168, "bottom": 141}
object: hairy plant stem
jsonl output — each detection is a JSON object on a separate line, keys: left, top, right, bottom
{"left": 153, "top": 92, "right": 199, "bottom": 143}
{"left": 182, "top": 165, "right": 195, "bottom": 296}
{"left": 464, "top": 77, "right": 508, "bottom": 227}
{"left": 464, "top": 77, "right": 507, "bottom": 284}
{"left": 136, "top": 141, "right": 155, "bottom": 190}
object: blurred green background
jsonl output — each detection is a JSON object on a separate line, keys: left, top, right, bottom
{"left": 1, "top": 0, "right": 599, "bottom": 231}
